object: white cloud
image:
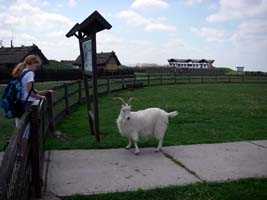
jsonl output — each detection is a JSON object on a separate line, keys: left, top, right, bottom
{"left": 190, "top": 20, "right": 267, "bottom": 71}
{"left": 68, "top": 0, "right": 77, "bottom": 8}
{"left": 97, "top": 31, "right": 160, "bottom": 64}
{"left": 203, "top": 0, "right": 267, "bottom": 70}
{"left": 184, "top": 0, "right": 206, "bottom": 6}
{"left": 145, "top": 23, "right": 176, "bottom": 32}
{"left": 3, "top": 3, "right": 73, "bottom": 30}
{"left": 207, "top": 0, "right": 267, "bottom": 22}
{"left": 57, "top": 3, "right": 63, "bottom": 8}
{"left": 231, "top": 19, "right": 267, "bottom": 52}
{"left": 97, "top": 31, "right": 203, "bottom": 66}
{"left": 118, "top": 10, "right": 148, "bottom": 27}
{"left": 191, "top": 27, "right": 227, "bottom": 42}
{"left": 0, "top": 0, "right": 78, "bottom": 60}
{"left": 42, "top": 1, "right": 50, "bottom": 7}
{"left": 231, "top": 20, "right": 267, "bottom": 41}
{"left": 117, "top": 10, "right": 176, "bottom": 32}
{"left": 0, "top": 4, "right": 6, "bottom": 10}
{"left": 131, "top": 0, "right": 169, "bottom": 10}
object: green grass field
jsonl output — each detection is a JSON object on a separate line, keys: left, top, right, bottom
{"left": 45, "top": 83, "right": 267, "bottom": 150}
{"left": 65, "top": 178, "right": 267, "bottom": 200}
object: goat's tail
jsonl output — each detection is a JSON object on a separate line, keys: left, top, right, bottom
{"left": 167, "top": 111, "right": 178, "bottom": 118}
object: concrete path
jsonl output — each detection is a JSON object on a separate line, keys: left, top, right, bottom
{"left": 164, "top": 141, "right": 267, "bottom": 182}
{"left": 45, "top": 140, "right": 267, "bottom": 197}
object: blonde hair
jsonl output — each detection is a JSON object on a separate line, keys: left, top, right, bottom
{"left": 12, "top": 55, "right": 42, "bottom": 78}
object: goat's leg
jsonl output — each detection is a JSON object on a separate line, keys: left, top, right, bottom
{"left": 132, "top": 132, "right": 140, "bottom": 155}
{"left": 155, "top": 138, "right": 163, "bottom": 152}
{"left": 126, "top": 138, "right": 132, "bottom": 149}
{"left": 134, "top": 141, "right": 140, "bottom": 155}
{"left": 154, "top": 119, "right": 167, "bottom": 153}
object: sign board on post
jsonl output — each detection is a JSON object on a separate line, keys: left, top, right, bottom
{"left": 82, "top": 39, "right": 93, "bottom": 72}
{"left": 66, "top": 11, "right": 112, "bottom": 142}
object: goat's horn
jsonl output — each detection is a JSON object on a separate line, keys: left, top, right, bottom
{"left": 113, "top": 97, "right": 127, "bottom": 104}
{"left": 127, "top": 97, "right": 135, "bottom": 104}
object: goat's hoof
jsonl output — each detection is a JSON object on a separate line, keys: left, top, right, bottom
{"left": 155, "top": 149, "right": 161, "bottom": 153}
{"left": 134, "top": 151, "right": 140, "bottom": 155}
{"left": 125, "top": 146, "right": 131, "bottom": 150}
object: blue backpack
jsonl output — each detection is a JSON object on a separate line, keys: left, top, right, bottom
{"left": 0, "top": 70, "right": 33, "bottom": 118}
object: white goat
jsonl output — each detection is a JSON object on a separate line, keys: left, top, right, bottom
{"left": 115, "top": 97, "right": 178, "bottom": 155}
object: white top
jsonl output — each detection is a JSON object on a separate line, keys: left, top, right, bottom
{"left": 20, "top": 68, "right": 36, "bottom": 101}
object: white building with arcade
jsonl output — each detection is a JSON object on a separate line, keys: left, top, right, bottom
{"left": 168, "top": 59, "right": 215, "bottom": 69}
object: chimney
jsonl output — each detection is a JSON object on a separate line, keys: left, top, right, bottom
{"left": 11, "top": 40, "right": 13, "bottom": 48}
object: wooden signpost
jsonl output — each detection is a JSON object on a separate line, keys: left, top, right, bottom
{"left": 66, "top": 11, "right": 112, "bottom": 142}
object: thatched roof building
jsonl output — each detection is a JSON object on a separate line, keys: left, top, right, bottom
{"left": 75, "top": 51, "right": 121, "bottom": 71}
{"left": 0, "top": 44, "right": 49, "bottom": 70}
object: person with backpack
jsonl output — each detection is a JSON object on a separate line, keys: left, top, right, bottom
{"left": 1, "top": 55, "right": 46, "bottom": 159}
{"left": 12, "top": 55, "right": 46, "bottom": 123}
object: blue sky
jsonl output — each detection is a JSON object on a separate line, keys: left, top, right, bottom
{"left": 0, "top": 0, "right": 266, "bottom": 71}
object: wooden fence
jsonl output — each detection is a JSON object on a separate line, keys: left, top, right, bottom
{"left": 0, "top": 73, "right": 267, "bottom": 199}
{"left": 46, "top": 74, "right": 267, "bottom": 127}
{"left": 134, "top": 74, "right": 267, "bottom": 85}
{"left": 0, "top": 93, "right": 53, "bottom": 200}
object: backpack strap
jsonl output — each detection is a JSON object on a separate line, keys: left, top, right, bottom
{"left": 19, "top": 69, "right": 33, "bottom": 81}
{"left": 24, "top": 85, "right": 34, "bottom": 103}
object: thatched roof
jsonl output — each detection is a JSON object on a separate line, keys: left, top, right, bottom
{"left": 75, "top": 51, "right": 121, "bottom": 66}
{"left": 0, "top": 44, "right": 49, "bottom": 66}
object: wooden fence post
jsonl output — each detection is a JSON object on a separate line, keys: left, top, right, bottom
{"left": 47, "top": 92, "right": 55, "bottom": 135}
{"left": 147, "top": 74, "right": 150, "bottom": 87}
{"left": 160, "top": 73, "right": 163, "bottom": 85}
{"left": 133, "top": 75, "right": 136, "bottom": 88}
{"left": 242, "top": 75, "right": 245, "bottom": 83}
{"left": 174, "top": 73, "right": 177, "bottom": 84}
{"left": 64, "top": 83, "right": 69, "bottom": 115}
{"left": 30, "top": 104, "right": 42, "bottom": 198}
{"left": 122, "top": 76, "right": 125, "bottom": 89}
{"left": 107, "top": 77, "right": 111, "bottom": 94}
{"left": 78, "top": 81, "right": 82, "bottom": 104}
{"left": 39, "top": 91, "right": 55, "bottom": 135}
{"left": 228, "top": 75, "right": 231, "bottom": 83}
{"left": 201, "top": 76, "right": 204, "bottom": 84}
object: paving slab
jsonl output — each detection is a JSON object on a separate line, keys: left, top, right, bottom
{"left": 249, "top": 140, "right": 267, "bottom": 148}
{"left": 47, "top": 148, "right": 199, "bottom": 196}
{"left": 164, "top": 141, "right": 267, "bottom": 182}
